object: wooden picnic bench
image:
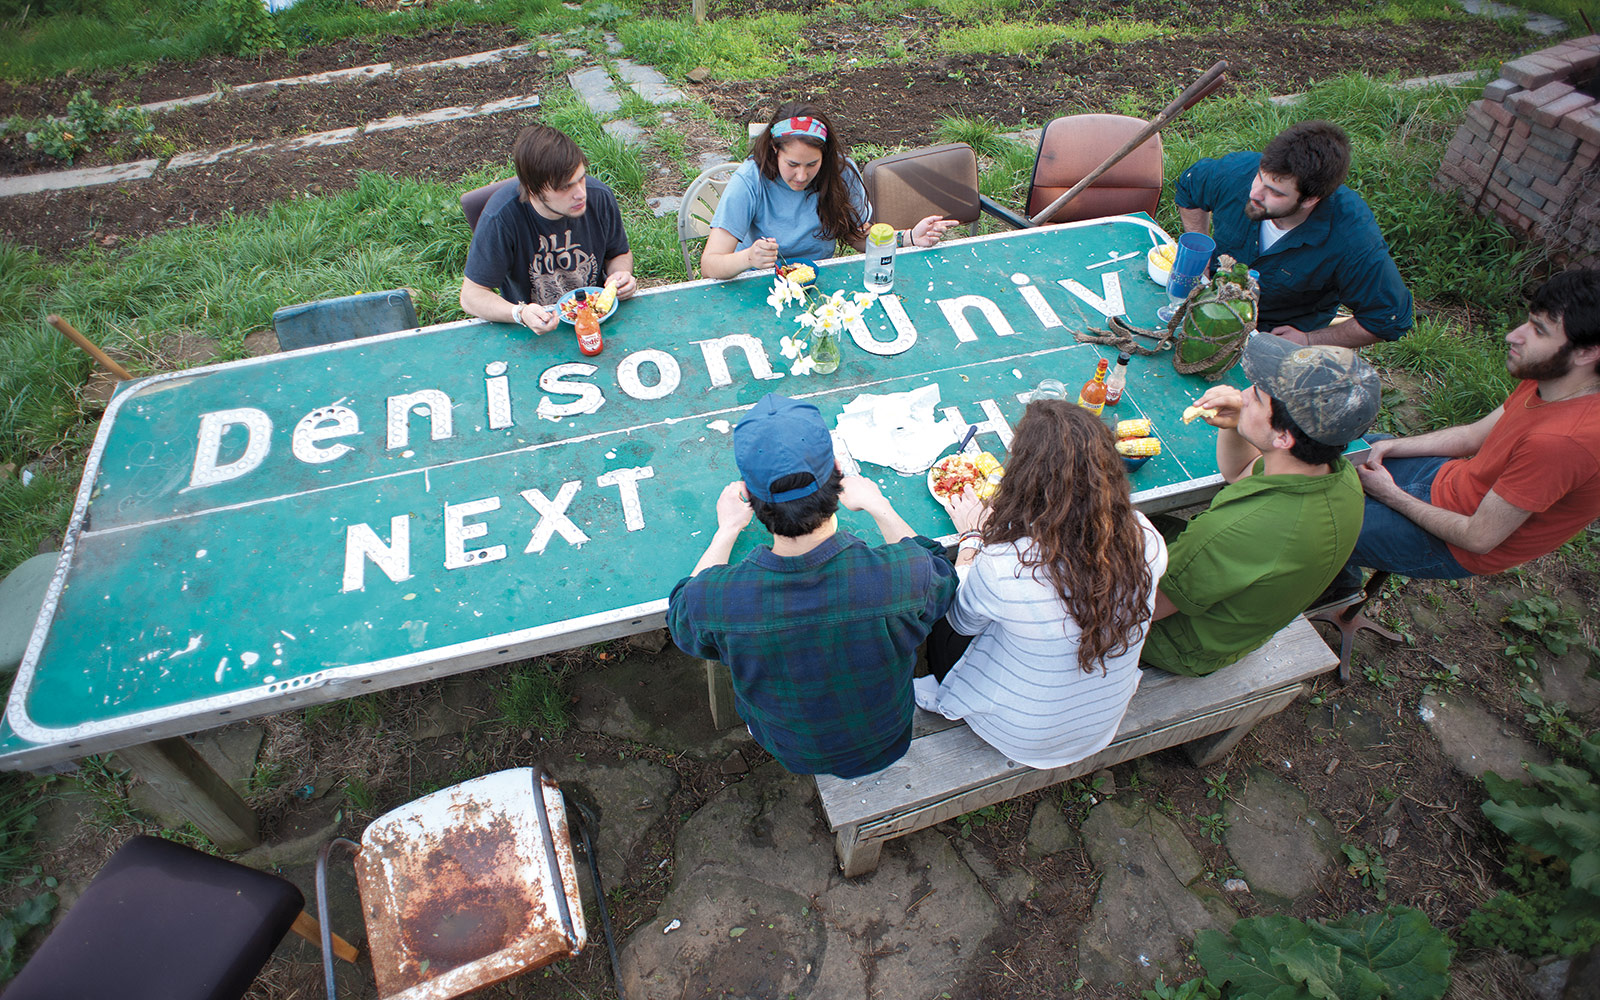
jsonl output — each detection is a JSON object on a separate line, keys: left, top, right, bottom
{"left": 804, "top": 615, "right": 1337, "bottom": 875}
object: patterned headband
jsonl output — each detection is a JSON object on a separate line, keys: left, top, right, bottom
{"left": 770, "top": 117, "right": 828, "bottom": 143}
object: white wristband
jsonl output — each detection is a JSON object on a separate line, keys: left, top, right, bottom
{"left": 511, "top": 303, "right": 525, "bottom": 327}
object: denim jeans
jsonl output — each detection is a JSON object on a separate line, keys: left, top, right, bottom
{"left": 1334, "top": 438, "right": 1473, "bottom": 592}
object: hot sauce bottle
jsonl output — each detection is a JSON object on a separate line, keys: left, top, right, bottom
{"left": 1104, "top": 352, "right": 1131, "bottom": 405}
{"left": 1077, "top": 358, "right": 1110, "bottom": 416}
{"left": 573, "top": 290, "right": 604, "bottom": 357}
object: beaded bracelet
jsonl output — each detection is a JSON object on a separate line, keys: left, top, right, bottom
{"left": 957, "top": 530, "right": 983, "bottom": 549}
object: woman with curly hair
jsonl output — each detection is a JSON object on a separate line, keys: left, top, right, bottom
{"left": 699, "top": 101, "right": 958, "bottom": 280}
{"left": 915, "top": 400, "right": 1168, "bottom": 768}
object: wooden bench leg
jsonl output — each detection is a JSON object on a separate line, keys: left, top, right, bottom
{"left": 703, "top": 659, "right": 739, "bottom": 731}
{"left": 836, "top": 824, "right": 882, "bottom": 877}
{"left": 117, "top": 737, "right": 260, "bottom": 852}
{"left": 1182, "top": 684, "right": 1304, "bottom": 767}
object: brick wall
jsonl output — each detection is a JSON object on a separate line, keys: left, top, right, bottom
{"left": 1435, "top": 35, "right": 1600, "bottom": 268}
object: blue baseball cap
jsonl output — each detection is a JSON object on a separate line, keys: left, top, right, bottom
{"left": 734, "top": 394, "right": 836, "bottom": 503}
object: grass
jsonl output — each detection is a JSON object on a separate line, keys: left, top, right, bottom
{"left": 938, "top": 17, "right": 1171, "bottom": 57}
{"left": 0, "top": 0, "right": 570, "bottom": 83}
{"left": 0, "top": 775, "right": 49, "bottom": 884}
{"left": 496, "top": 659, "right": 572, "bottom": 737}
{"left": 615, "top": 12, "right": 804, "bottom": 82}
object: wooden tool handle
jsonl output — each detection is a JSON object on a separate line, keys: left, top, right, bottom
{"left": 47, "top": 314, "right": 133, "bottom": 381}
{"left": 1030, "top": 60, "right": 1229, "bottom": 227}
{"left": 291, "top": 910, "right": 359, "bottom": 963}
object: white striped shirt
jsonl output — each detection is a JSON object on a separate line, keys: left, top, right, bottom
{"left": 929, "top": 512, "right": 1168, "bottom": 768}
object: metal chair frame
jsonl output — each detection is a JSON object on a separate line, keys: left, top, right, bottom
{"left": 677, "top": 161, "right": 741, "bottom": 279}
{"left": 315, "top": 766, "right": 623, "bottom": 1000}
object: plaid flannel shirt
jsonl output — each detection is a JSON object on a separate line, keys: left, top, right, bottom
{"left": 667, "top": 532, "right": 957, "bottom": 778}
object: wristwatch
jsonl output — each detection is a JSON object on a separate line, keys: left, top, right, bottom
{"left": 511, "top": 303, "right": 525, "bottom": 327}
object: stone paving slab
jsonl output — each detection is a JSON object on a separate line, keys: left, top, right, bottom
{"left": 616, "top": 60, "right": 685, "bottom": 105}
{"left": 0, "top": 159, "right": 158, "bottom": 196}
{"left": 3, "top": 96, "right": 539, "bottom": 198}
{"left": 570, "top": 66, "right": 622, "bottom": 116}
{"left": 618, "top": 762, "right": 1000, "bottom": 1000}
{"left": 1419, "top": 692, "right": 1550, "bottom": 782}
{"left": 280, "top": 126, "right": 362, "bottom": 150}
{"left": 603, "top": 119, "right": 647, "bottom": 144}
{"left": 166, "top": 143, "right": 255, "bottom": 170}
{"left": 1223, "top": 767, "right": 1339, "bottom": 908}
{"left": 1078, "top": 797, "right": 1237, "bottom": 988}
{"left": 1458, "top": 0, "right": 1566, "bottom": 35}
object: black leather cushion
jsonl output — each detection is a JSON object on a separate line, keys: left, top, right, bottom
{"left": 6, "top": 835, "right": 304, "bottom": 1000}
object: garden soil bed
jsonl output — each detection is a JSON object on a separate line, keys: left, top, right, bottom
{"left": 0, "top": 14, "right": 1533, "bottom": 256}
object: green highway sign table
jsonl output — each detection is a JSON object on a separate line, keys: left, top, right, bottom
{"left": 1, "top": 215, "right": 1250, "bottom": 843}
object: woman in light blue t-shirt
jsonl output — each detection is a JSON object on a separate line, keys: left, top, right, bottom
{"left": 700, "top": 102, "right": 959, "bottom": 280}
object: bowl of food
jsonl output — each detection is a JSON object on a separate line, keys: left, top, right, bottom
{"left": 1148, "top": 243, "right": 1176, "bottom": 286}
{"left": 557, "top": 286, "right": 617, "bottom": 324}
{"left": 928, "top": 451, "right": 1004, "bottom": 516}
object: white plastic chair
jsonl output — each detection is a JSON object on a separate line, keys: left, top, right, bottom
{"left": 677, "top": 161, "right": 741, "bottom": 279}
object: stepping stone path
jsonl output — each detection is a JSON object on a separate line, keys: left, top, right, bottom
{"left": 617, "top": 762, "right": 1001, "bottom": 1000}
{"left": 1222, "top": 767, "right": 1340, "bottom": 908}
{"left": 1539, "top": 649, "right": 1600, "bottom": 715}
{"left": 559, "top": 757, "right": 678, "bottom": 886}
{"left": 1419, "top": 693, "right": 1551, "bottom": 782}
{"left": 1077, "top": 798, "right": 1237, "bottom": 988}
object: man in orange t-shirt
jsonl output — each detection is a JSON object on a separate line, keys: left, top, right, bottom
{"left": 1328, "top": 268, "right": 1600, "bottom": 595}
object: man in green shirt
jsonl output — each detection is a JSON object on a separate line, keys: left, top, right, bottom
{"left": 1142, "top": 335, "right": 1380, "bottom": 677}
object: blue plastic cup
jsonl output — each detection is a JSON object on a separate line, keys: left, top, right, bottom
{"left": 1165, "top": 231, "right": 1216, "bottom": 302}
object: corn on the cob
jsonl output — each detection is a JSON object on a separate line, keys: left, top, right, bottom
{"left": 1182, "top": 405, "right": 1217, "bottom": 425}
{"left": 1115, "top": 436, "right": 1162, "bottom": 457}
{"left": 1115, "top": 419, "right": 1152, "bottom": 440}
{"left": 594, "top": 279, "right": 619, "bottom": 316}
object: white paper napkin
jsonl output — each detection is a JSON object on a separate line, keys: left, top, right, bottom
{"left": 834, "top": 385, "right": 959, "bottom": 475}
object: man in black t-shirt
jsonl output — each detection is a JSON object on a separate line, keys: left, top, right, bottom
{"left": 460, "top": 124, "right": 636, "bottom": 334}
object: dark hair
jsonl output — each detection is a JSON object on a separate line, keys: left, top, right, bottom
{"left": 1530, "top": 268, "right": 1600, "bottom": 373}
{"left": 1268, "top": 396, "right": 1346, "bottom": 466}
{"left": 749, "top": 468, "right": 844, "bottom": 538}
{"left": 512, "top": 124, "right": 587, "bottom": 197}
{"left": 1260, "top": 120, "right": 1350, "bottom": 202}
{"left": 980, "top": 402, "right": 1154, "bottom": 674}
{"left": 751, "top": 102, "right": 865, "bottom": 243}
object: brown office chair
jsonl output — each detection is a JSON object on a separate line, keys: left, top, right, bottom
{"left": 863, "top": 143, "right": 983, "bottom": 238}
{"left": 5, "top": 835, "right": 344, "bottom": 1000}
{"left": 1026, "top": 114, "right": 1164, "bottom": 224}
{"left": 460, "top": 177, "right": 520, "bottom": 232}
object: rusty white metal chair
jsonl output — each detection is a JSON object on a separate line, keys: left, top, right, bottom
{"left": 315, "top": 766, "right": 622, "bottom": 1000}
{"left": 677, "top": 161, "right": 741, "bottom": 279}
{"left": 6, "top": 834, "right": 353, "bottom": 1000}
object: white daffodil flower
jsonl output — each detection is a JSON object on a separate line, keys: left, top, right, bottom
{"left": 779, "top": 335, "right": 807, "bottom": 359}
{"left": 790, "top": 354, "right": 817, "bottom": 376}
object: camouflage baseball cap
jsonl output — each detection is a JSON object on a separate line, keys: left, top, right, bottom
{"left": 1240, "top": 333, "right": 1380, "bottom": 446}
